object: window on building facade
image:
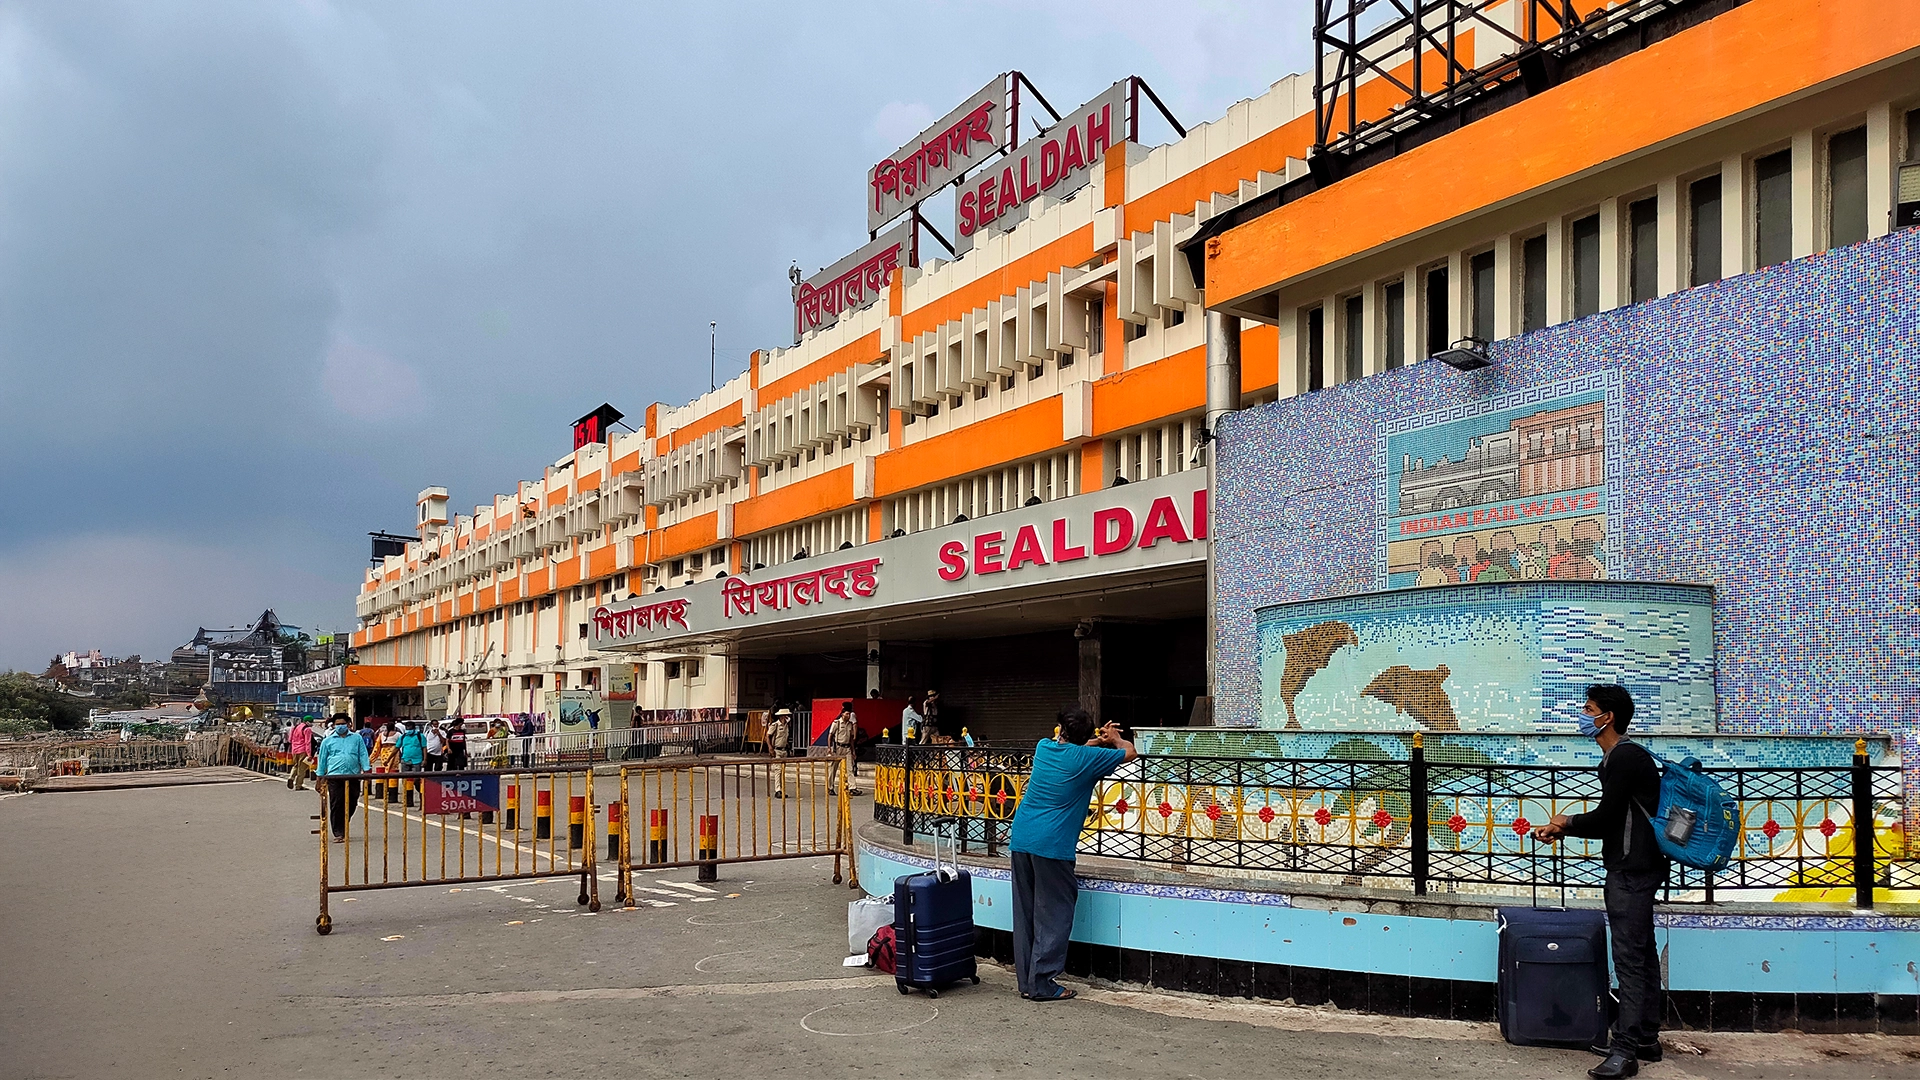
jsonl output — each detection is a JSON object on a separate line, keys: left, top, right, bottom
{"left": 1424, "top": 266, "right": 1448, "bottom": 357}
{"left": 1628, "top": 197, "right": 1658, "bottom": 304}
{"left": 1754, "top": 149, "right": 1793, "bottom": 268}
{"left": 665, "top": 661, "right": 680, "bottom": 680}
{"left": 1305, "top": 306, "right": 1325, "bottom": 391}
{"left": 1571, "top": 213, "right": 1601, "bottom": 318}
{"left": 687, "top": 659, "right": 702, "bottom": 682}
{"left": 1383, "top": 280, "right": 1406, "bottom": 369}
{"left": 1342, "top": 294, "right": 1364, "bottom": 382}
{"left": 1521, "top": 234, "right": 1547, "bottom": 333}
{"left": 1828, "top": 126, "right": 1869, "bottom": 249}
{"left": 1689, "top": 174, "right": 1722, "bottom": 286}
{"left": 1469, "top": 250, "right": 1495, "bottom": 341}
{"left": 1088, "top": 299, "right": 1104, "bottom": 355}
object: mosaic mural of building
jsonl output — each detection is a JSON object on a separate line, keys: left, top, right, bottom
{"left": 1212, "top": 229, "right": 1919, "bottom": 786}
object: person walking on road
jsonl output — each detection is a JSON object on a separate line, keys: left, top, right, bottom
{"left": 767, "top": 708, "right": 792, "bottom": 798}
{"left": 316, "top": 714, "right": 370, "bottom": 842}
{"left": 445, "top": 719, "right": 467, "bottom": 771}
{"left": 1533, "top": 685, "right": 1670, "bottom": 1079}
{"left": 397, "top": 722, "right": 427, "bottom": 771}
{"left": 828, "top": 701, "right": 860, "bottom": 796}
{"left": 1007, "top": 707, "right": 1135, "bottom": 1002}
{"left": 286, "top": 717, "right": 316, "bottom": 791}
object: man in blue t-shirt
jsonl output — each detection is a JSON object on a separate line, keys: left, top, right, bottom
{"left": 1006, "top": 706, "right": 1135, "bottom": 1002}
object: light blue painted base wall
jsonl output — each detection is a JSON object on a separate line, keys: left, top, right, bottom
{"left": 859, "top": 842, "right": 1920, "bottom": 996}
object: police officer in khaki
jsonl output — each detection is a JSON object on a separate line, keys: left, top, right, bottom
{"left": 828, "top": 701, "right": 860, "bottom": 796}
{"left": 767, "top": 708, "right": 792, "bottom": 798}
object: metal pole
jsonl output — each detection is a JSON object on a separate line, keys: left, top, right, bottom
{"left": 1202, "top": 311, "right": 1242, "bottom": 713}
{"left": 1853, "top": 738, "right": 1874, "bottom": 911}
{"left": 1411, "top": 732, "right": 1429, "bottom": 895}
{"left": 710, "top": 321, "right": 717, "bottom": 392}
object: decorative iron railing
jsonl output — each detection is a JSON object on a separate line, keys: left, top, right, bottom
{"left": 871, "top": 739, "right": 1911, "bottom": 907}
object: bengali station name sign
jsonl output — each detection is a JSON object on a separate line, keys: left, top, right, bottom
{"left": 867, "top": 76, "right": 1010, "bottom": 232}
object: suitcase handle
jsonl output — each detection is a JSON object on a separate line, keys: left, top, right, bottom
{"left": 929, "top": 816, "right": 960, "bottom": 882}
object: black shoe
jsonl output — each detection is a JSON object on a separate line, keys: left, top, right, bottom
{"left": 1588, "top": 1051, "right": 1638, "bottom": 1079}
{"left": 1588, "top": 1040, "right": 1662, "bottom": 1062}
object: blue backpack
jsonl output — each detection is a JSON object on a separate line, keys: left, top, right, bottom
{"left": 1636, "top": 753, "right": 1739, "bottom": 873}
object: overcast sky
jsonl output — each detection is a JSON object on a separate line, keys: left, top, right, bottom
{"left": 0, "top": 0, "right": 1314, "bottom": 671}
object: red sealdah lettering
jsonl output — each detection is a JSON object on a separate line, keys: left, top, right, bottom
{"left": 1092, "top": 507, "right": 1135, "bottom": 556}
{"left": 974, "top": 532, "right": 1006, "bottom": 575}
{"left": 1052, "top": 518, "right": 1088, "bottom": 562}
{"left": 957, "top": 190, "right": 977, "bottom": 236}
{"left": 1191, "top": 488, "right": 1209, "bottom": 539}
{"left": 1040, "top": 139, "right": 1062, "bottom": 189}
{"left": 1007, "top": 524, "right": 1048, "bottom": 570}
{"left": 937, "top": 541, "right": 968, "bottom": 581}
{"left": 1136, "top": 497, "right": 1190, "bottom": 548}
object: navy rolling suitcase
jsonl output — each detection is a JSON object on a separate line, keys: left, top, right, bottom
{"left": 893, "top": 818, "right": 980, "bottom": 998}
{"left": 1496, "top": 858, "right": 1612, "bottom": 1048}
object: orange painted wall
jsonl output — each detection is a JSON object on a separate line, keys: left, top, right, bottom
{"left": 1079, "top": 442, "right": 1104, "bottom": 493}
{"left": 661, "top": 400, "right": 745, "bottom": 453}
{"left": 875, "top": 396, "right": 1063, "bottom": 498}
{"left": 645, "top": 512, "right": 720, "bottom": 564}
{"left": 759, "top": 331, "right": 884, "bottom": 404}
{"left": 734, "top": 465, "right": 855, "bottom": 537}
{"left": 1092, "top": 346, "right": 1206, "bottom": 436}
{"left": 1241, "top": 323, "right": 1280, "bottom": 392}
{"left": 587, "top": 545, "right": 616, "bottom": 580}
{"left": 1207, "top": 0, "right": 1917, "bottom": 303}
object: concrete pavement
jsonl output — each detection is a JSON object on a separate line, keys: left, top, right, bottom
{"left": 1, "top": 778, "right": 1914, "bottom": 1079}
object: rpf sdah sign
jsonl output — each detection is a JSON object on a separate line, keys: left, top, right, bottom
{"left": 954, "top": 80, "right": 1127, "bottom": 254}
{"left": 423, "top": 774, "right": 500, "bottom": 815}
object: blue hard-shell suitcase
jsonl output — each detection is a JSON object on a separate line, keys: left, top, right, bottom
{"left": 1496, "top": 863, "right": 1613, "bottom": 1048}
{"left": 893, "top": 818, "right": 979, "bottom": 998}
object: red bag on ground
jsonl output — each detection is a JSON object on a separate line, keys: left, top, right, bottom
{"left": 866, "top": 924, "right": 896, "bottom": 974}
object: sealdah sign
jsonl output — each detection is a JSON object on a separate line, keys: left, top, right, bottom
{"left": 936, "top": 487, "right": 1208, "bottom": 582}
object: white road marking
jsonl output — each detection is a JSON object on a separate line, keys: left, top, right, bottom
{"left": 655, "top": 879, "right": 716, "bottom": 893}
{"left": 294, "top": 974, "right": 894, "bottom": 1008}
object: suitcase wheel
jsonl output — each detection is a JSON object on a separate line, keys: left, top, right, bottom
{"left": 897, "top": 981, "right": 910, "bottom": 995}
{"left": 927, "top": 988, "right": 938, "bottom": 999}
{"left": 970, "top": 975, "right": 980, "bottom": 984}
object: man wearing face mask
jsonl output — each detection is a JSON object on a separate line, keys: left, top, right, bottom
{"left": 316, "top": 713, "right": 371, "bottom": 842}
{"left": 1533, "top": 684, "right": 1668, "bottom": 1079}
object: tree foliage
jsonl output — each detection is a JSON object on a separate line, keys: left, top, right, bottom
{"left": 0, "top": 672, "right": 88, "bottom": 730}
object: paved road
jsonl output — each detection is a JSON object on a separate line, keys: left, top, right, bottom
{"left": 1, "top": 779, "right": 1913, "bottom": 1079}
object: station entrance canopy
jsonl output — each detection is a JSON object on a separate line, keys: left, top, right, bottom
{"left": 592, "top": 470, "right": 1210, "bottom": 657}
{"left": 285, "top": 664, "right": 426, "bottom": 695}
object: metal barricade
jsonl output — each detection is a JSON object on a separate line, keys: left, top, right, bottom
{"left": 616, "top": 758, "right": 856, "bottom": 906}
{"left": 315, "top": 767, "right": 598, "bottom": 934}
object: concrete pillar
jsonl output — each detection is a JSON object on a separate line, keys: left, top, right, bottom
{"left": 1657, "top": 175, "right": 1681, "bottom": 297}
{"left": 1361, "top": 281, "right": 1381, "bottom": 375}
{"left": 1204, "top": 310, "right": 1241, "bottom": 706}
{"left": 1077, "top": 623, "right": 1102, "bottom": 726}
{"left": 1400, "top": 267, "right": 1421, "bottom": 364}
{"left": 1867, "top": 101, "right": 1895, "bottom": 240}
{"left": 1445, "top": 251, "right": 1466, "bottom": 344}
{"left": 1721, "top": 154, "right": 1748, "bottom": 278}
{"left": 1492, "top": 232, "right": 1516, "bottom": 340}
{"left": 1792, "top": 128, "right": 1816, "bottom": 259}
{"left": 1598, "top": 197, "right": 1622, "bottom": 311}
{"left": 1545, "top": 217, "right": 1567, "bottom": 325}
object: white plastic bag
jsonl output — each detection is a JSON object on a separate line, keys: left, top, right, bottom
{"left": 848, "top": 895, "right": 894, "bottom": 957}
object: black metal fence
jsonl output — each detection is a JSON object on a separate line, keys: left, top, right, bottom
{"left": 872, "top": 739, "right": 1910, "bottom": 907}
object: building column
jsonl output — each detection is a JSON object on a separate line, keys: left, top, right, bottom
{"left": 1657, "top": 175, "right": 1681, "bottom": 297}
{"left": 1544, "top": 217, "right": 1567, "bottom": 325}
{"left": 1077, "top": 622, "right": 1102, "bottom": 727}
{"left": 1598, "top": 197, "right": 1623, "bottom": 311}
{"left": 1721, "top": 154, "right": 1748, "bottom": 279}
{"left": 1492, "top": 232, "right": 1516, "bottom": 340}
{"left": 1866, "top": 101, "right": 1895, "bottom": 240}
{"left": 1791, "top": 128, "right": 1816, "bottom": 258}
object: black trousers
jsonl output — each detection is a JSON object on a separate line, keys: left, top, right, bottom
{"left": 1605, "top": 866, "right": 1665, "bottom": 1052}
{"left": 326, "top": 778, "right": 361, "bottom": 839}
{"left": 1011, "top": 851, "right": 1078, "bottom": 997}
{"left": 448, "top": 745, "right": 467, "bottom": 771}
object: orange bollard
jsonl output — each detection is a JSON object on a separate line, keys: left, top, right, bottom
{"left": 504, "top": 782, "right": 519, "bottom": 829}
{"left": 647, "top": 808, "right": 668, "bottom": 864}
{"left": 535, "top": 787, "right": 553, "bottom": 840}
{"left": 697, "top": 814, "right": 719, "bottom": 882}
{"left": 568, "top": 795, "right": 586, "bottom": 851}
{"left": 606, "top": 802, "right": 622, "bottom": 861}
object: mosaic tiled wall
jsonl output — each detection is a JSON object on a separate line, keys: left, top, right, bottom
{"left": 1256, "top": 581, "right": 1716, "bottom": 733}
{"left": 1214, "top": 230, "right": 1919, "bottom": 772}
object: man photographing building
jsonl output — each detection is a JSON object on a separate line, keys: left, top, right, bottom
{"left": 1006, "top": 706, "right": 1135, "bottom": 1003}
{"left": 1533, "top": 684, "right": 1669, "bottom": 1079}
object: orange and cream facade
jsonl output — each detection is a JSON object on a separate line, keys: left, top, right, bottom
{"left": 353, "top": 0, "right": 1919, "bottom": 739}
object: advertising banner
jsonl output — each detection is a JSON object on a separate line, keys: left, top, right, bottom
{"left": 556, "top": 690, "right": 604, "bottom": 732}
{"left": 955, "top": 80, "right": 1126, "bottom": 253}
{"left": 603, "top": 664, "right": 635, "bottom": 729}
{"left": 867, "top": 76, "right": 1009, "bottom": 232}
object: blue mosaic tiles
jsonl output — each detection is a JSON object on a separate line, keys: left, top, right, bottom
{"left": 1255, "top": 580, "right": 1715, "bottom": 733}
{"left": 1213, "top": 230, "right": 1920, "bottom": 827}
